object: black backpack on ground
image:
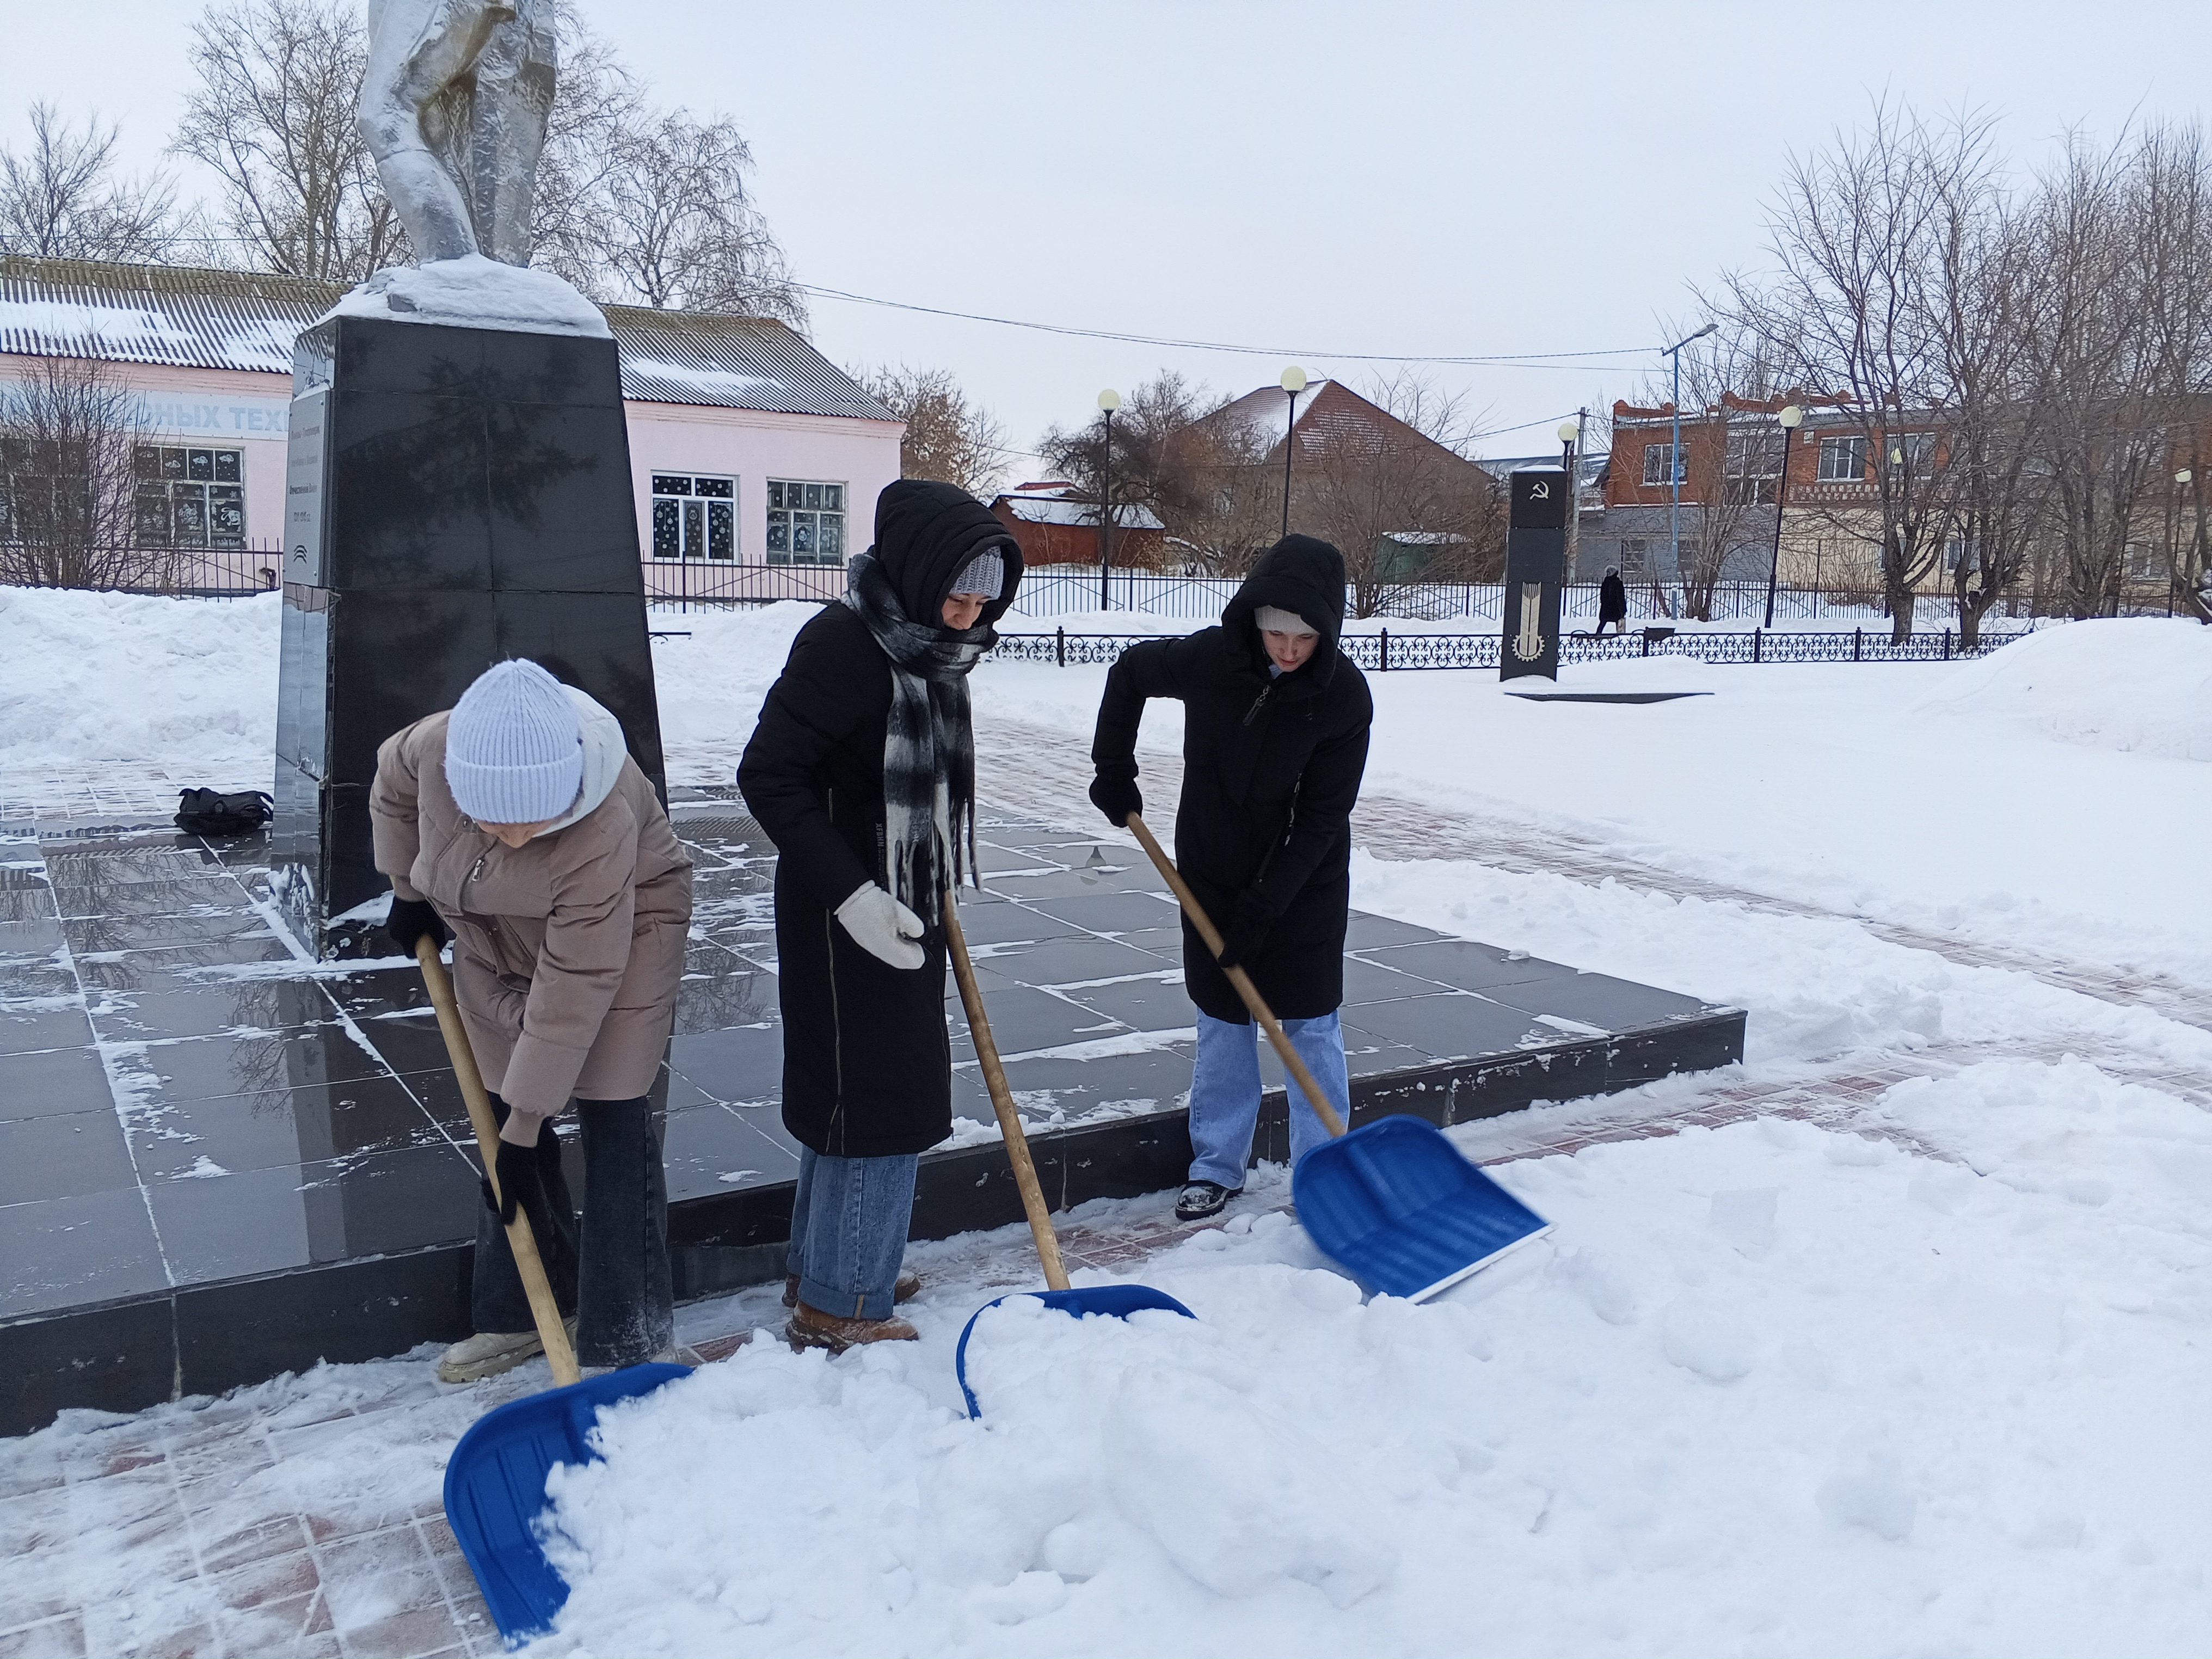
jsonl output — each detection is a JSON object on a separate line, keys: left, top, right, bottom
{"left": 174, "top": 788, "right": 273, "bottom": 835}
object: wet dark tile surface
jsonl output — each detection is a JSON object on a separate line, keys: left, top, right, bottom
{"left": 2, "top": 804, "right": 1741, "bottom": 1433}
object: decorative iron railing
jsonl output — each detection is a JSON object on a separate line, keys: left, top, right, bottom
{"left": 987, "top": 624, "right": 2030, "bottom": 671}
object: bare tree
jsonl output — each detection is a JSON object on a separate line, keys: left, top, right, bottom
{"left": 1726, "top": 99, "right": 1956, "bottom": 641}
{"left": 2132, "top": 121, "right": 2212, "bottom": 622}
{"left": 856, "top": 364, "right": 1008, "bottom": 499}
{"left": 555, "top": 108, "right": 804, "bottom": 324}
{"left": 0, "top": 103, "right": 183, "bottom": 261}
{"left": 1038, "top": 371, "right": 1253, "bottom": 567}
{"left": 2014, "top": 127, "right": 2173, "bottom": 619}
{"left": 1295, "top": 372, "right": 1505, "bottom": 618}
{"left": 172, "top": 0, "right": 402, "bottom": 281}
{"left": 1635, "top": 329, "right": 1785, "bottom": 622}
{"left": 0, "top": 358, "right": 153, "bottom": 588}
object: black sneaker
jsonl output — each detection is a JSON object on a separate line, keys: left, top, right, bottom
{"left": 1175, "top": 1180, "right": 1239, "bottom": 1221}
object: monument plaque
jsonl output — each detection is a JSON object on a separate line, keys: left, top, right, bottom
{"left": 1499, "top": 466, "right": 1567, "bottom": 683}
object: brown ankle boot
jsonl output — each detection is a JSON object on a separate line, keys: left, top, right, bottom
{"left": 785, "top": 1299, "right": 918, "bottom": 1354}
{"left": 784, "top": 1270, "right": 920, "bottom": 1308}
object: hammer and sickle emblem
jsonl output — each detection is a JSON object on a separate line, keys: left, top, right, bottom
{"left": 1528, "top": 480, "right": 1551, "bottom": 500}
{"left": 1513, "top": 583, "right": 1546, "bottom": 661}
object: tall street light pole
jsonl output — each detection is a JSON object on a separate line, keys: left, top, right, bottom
{"left": 1095, "top": 388, "right": 1120, "bottom": 611}
{"left": 1761, "top": 404, "right": 1804, "bottom": 628}
{"left": 1279, "top": 365, "right": 1307, "bottom": 539}
{"left": 1661, "top": 324, "right": 1717, "bottom": 595}
{"left": 1557, "top": 417, "right": 1581, "bottom": 576}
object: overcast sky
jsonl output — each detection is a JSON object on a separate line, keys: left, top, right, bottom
{"left": 4, "top": 1, "right": 2207, "bottom": 477}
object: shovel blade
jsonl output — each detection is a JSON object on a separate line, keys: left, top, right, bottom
{"left": 955, "top": 1286, "right": 1195, "bottom": 1418}
{"left": 443, "top": 1362, "right": 692, "bottom": 1644}
{"left": 1293, "top": 1115, "right": 1551, "bottom": 1301}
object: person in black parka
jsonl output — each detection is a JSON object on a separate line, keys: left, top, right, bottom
{"left": 1598, "top": 565, "right": 1629, "bottom": 635}
{"left": 1089, "top": 534, "right": 1373, "bottom": 1220}
{"left": 739, "top": 480, "right": 1022, "bottom": 1350}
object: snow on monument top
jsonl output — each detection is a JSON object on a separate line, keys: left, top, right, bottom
{"left": 319, "top": 256, "right": 611, "bottom": 340}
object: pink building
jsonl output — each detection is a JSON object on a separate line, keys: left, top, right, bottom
{"left": 0, "top": 256, "right": 902, "bottom": 597}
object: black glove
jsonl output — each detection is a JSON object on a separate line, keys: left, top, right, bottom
{"left": 1216, "top": 887, "right": 1277, "bottom": 969}
{"left": 1089, "top": 766, "right": 1143, "bottom": 830}
{"left": 386, "top": 896, "right": 449, "bottom": 958}
{"left": 481, "top": 1134, "right": 556, "bottom": 1232}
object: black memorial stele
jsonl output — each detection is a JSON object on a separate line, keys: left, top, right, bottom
{"left": 273, "top": 315, "right": 666, "bottom": 955}
{"left": 1498, "top": 466, "right": 1567, "bottom": 683}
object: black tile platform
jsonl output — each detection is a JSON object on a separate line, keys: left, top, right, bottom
{"left": 0, "top": 797, "right": 1743, "bottom": 1435}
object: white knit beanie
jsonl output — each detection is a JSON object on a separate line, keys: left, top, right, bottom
{"left": 1255, "top": 604, "right": 1318, "bottom": 637}
{"left": 949, "top": 548, "right": 1004, "bottom": 598}
{"left": 444, "top": 660, "right": 585, "bottom": 825}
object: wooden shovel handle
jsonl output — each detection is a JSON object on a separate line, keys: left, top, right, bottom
{"left": 944, "top": 893, "right": 1071, "bottom": 1292}
{"left": 416, "top": 937, "right": 580, "bottom": 1386}
{"left": 1123, "top": 814, "right": 1348, "bottom": 1139}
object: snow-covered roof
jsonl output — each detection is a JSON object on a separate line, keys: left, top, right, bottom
{"left": 0, "top": 255, "right": 895, "bottom": 421}
{"left": 994, "top": 483, "right": 1165, "bottom": 531}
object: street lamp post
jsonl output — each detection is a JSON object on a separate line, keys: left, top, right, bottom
{"left": 1279, "top": 365, "right": 1307, "bottom": 539}
{"left": 1762, "top": 404, "right": 1804, "bottom": 628}
{"left": 1095, "top": 388, "right": 1120, "bottom": 611}
{"left": 1661, "top": 324, "right": 1717, "bottom": 595}
{"left": 1557, "top": 417, "right": 1581, "bottom": 578}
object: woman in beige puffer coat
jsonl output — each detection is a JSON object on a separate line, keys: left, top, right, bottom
{"left": 371, "top": 658, "right": 693, "bottom": 1382}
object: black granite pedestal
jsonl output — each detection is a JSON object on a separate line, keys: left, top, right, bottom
{"left": 273, "top": 313, "right": 664, "bottom": 956}
{"left": 1, "top": 798, "right": 1745, "bottom": 1435}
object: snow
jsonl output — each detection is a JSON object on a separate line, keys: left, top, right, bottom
{"left": 1910, "top": 616, "right": 2212, "bottom": 761}
{"left": 3, "top": 589, "right": 2209, "bottom": 1655}
{"left": 622, "top": 358, "right": 785, "bottom": 396}
{"left": 526, "top": 1080, "right": 2210, "bottom": 1657}
{"left": 321, "top": 257, "right": 611, "bottom": 339}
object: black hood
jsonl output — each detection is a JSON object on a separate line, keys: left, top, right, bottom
{"left": 1221, "top": 534, "right": 1346, "bottom": 681}
{"left": 869, "top": 480, "right": 1024, "bottom": 626}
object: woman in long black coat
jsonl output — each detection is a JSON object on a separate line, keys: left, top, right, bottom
{"left": 739, "top": 480, "right": 1022, "bottom": 1349}
{"left": 1088, "top": 534, "right": 1373, "bottom": 1219}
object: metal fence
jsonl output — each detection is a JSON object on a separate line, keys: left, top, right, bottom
{"left": 988, "top": 624, "right": 2026, "bottom": 671}
{"left": 643, "top": 560, "right": 845, "bottom": 610}
{"left": 999, "top": 567, "right": 2058, "bottom": 628}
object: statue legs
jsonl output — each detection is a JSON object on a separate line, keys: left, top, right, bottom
{"left": 466, "top": 0, "right": 556, "bottom": 267}
{"left": 358, "top": 0, "right": 553, "bottom": 266}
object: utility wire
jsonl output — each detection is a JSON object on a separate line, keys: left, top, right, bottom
{"left": 797, "top": 282, "right": 1655, "bottom": 368}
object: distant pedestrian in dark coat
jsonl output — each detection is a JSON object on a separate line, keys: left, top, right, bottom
{"left": 1598, "top": 566, "right": 1629, "bottom": 635}
{"left": 739, "top": 480, "right": 1022, "bottom": 1351}
{"left": 1089, "top": 534, "right": 1373, "bottom": 1220}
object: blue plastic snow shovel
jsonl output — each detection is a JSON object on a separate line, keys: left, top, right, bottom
{"left": 1123, "top": 815, "right": 1552, "bottom": 1302}
{"left": 945, "top": 894, "right": 1194, "bottom": 1418}
{"left": 416, "top": 941, "right": 691, "bottom": 1645}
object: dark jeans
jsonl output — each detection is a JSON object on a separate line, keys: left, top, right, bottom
{"left": 472, "top": 1094, "right": 674, "bottom": 1368}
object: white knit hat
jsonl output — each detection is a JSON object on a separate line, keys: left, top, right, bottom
{"left": 1255, "top": 604, "right": 1318, "bottom": 637}
{"left": 949, "top": 548, "right": 1004, "bottom": 598}
{"left": 444, "top": 660, "right": 584, "bottom": 825}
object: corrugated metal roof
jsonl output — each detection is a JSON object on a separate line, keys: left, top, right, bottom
{"left": 0, "top": 255, "right": 895, "bottom": 421}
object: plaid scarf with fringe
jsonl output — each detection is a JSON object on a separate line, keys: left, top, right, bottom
{"left": 841, "top": 550, "right": 991, "bottom": 918}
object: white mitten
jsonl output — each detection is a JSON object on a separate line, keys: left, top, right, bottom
{"left": 834, "top": 883, "right": 926, "bottom": 969}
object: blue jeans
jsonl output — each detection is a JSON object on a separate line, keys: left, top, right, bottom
{"left": 1186, "top": 1009, "right": 1350, "bottom": 1189}
{"left": 786, "top": 1147, "right": 920, "bottom": 1320}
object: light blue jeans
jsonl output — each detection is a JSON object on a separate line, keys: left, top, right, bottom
{"left": 786, "top": 1147, "right": 920, "bottom": 1321}
{"left": 1186, "top": 1008, "right": 1351, "bottom": 1189}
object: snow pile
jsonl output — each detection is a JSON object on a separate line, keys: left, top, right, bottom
{"left": 322, "top": 256, "right": 612, "bottom": 339}
{"left": 1911, "top": 617, "right": 2212, "bottom": 761}
{"left": 646, "top": 602, "right": 821, "bottom": 786}
{"left": 0, "top": 586, "right": 279, "bottom": 783}
{"left": 535, "top": 1082, "right": 2211, "bottom": 1657}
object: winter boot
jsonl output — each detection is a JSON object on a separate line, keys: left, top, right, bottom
{"left": 1174, "top": 1181, "right": 1239, "bottom": 1222}
{"left": 784, "top": 1300, "right": 919, "bottom": 1354}
{"left": 584, "top": 1342, "right": 704, "bottom": 1378}
{"left": 437, "top": 1316, "right": 579, "bottom": 1384}
{"left": 784, "top": 1270, "right": 919, "bottom": 1308}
